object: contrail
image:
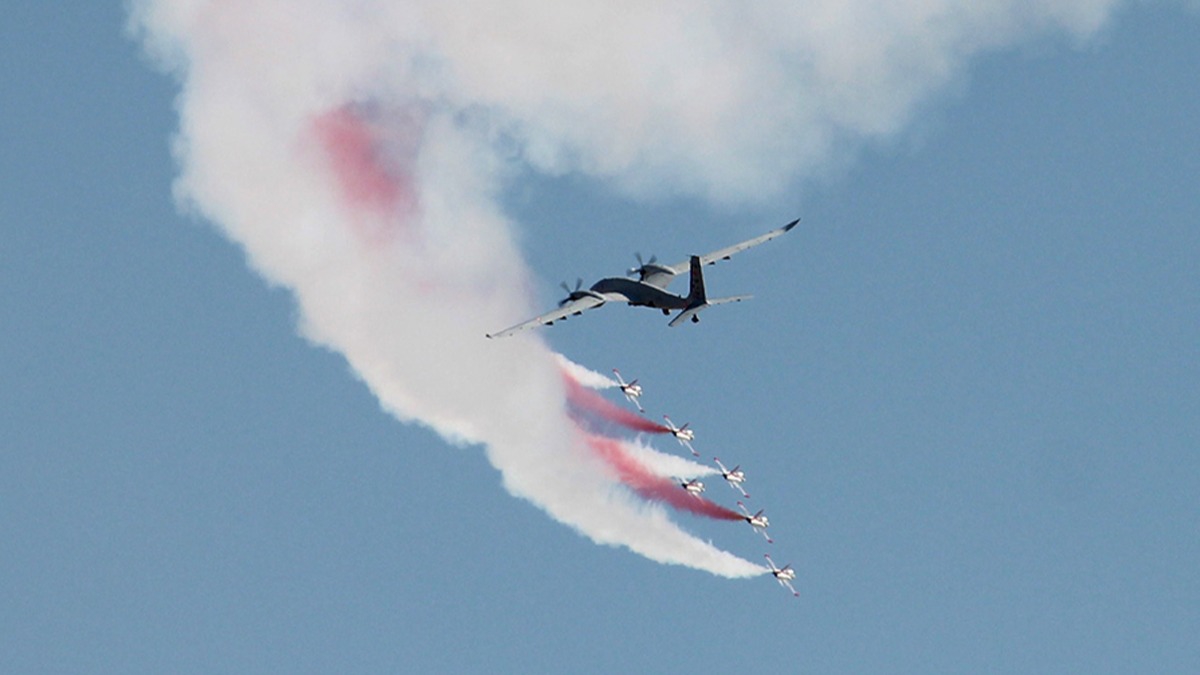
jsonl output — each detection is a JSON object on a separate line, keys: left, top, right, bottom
{"left": 131, "top": 0, "right": 1128, "bottom": 578}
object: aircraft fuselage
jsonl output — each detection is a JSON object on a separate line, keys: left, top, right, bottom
{"left": 588, "top": 277, "right": 689, "bottom": 310}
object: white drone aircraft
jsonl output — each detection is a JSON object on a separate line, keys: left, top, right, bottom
{"left": 486, "top": 219, "right": 798, "bottom": 338}
{"left": 738, "top": 501, "right": 772, "bottom": 544}
{"left": 713, "top": 457, "right": 749, "bottom": 498}
{"left": 675, "top": 477, "right": 706, "bottom": 499}
{"left": 663, "top": 416, "right": 697, "bottom": 457}
{"left": 765, "top": 554, "right": 799, "bottom": 597}
{"left": 612, "top": 369, "right": 644, "bottom": 413}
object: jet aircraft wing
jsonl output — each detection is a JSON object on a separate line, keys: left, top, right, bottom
{"left": 486, "top": 293, "right": 608, "bottom": 339}
{"left": 662, "top": 218, "right": 799, "bottom": 276}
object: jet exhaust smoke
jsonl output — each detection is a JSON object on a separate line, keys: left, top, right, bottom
{"left": 608, "top": 438, "right": 716, "bottom": 482}
{"left": 131, "top": 0, "right": 1127, "bottom": 579}
{"left": 585, "top": 435, "right": 744, "bottom": 522}
{"left": 563, "top": 373, "right": 671, "bottom": 435}
{"left": 555, "top": 354, "right": 618, "bottom": 389}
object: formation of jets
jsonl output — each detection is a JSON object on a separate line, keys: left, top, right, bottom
{"left": 513, "top": 219, "right": 803, "bottom": 597}
{"left": 486, "top": 219, "right": 799, "bottom": 338}
{"left": 609, "top": 365, "right": 799, "bottom": 599}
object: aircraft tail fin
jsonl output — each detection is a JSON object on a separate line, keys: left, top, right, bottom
{"left": 669, "top": 256, "right": 751, "bottom": 327}
{"left": 685, "top": 255, "right": 706, "bottom": 305}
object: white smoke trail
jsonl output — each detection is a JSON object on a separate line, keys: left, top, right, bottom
{"left": 620, "top": 439, "right": 717, "bottom": 480}
{"left": 130, "top": 0, "right": 1130, "bottom": 578}
{"left": 382, "top": 0, "right": 1122, "bottom": 202}
{"left": 554, "top": 355, "right": 619, "bottom": 390}
{"left": 130, "top": 0, "right": 764, "bottom": 578}
{"left": 554, "top": 357, "right": 718, "bottom": 483}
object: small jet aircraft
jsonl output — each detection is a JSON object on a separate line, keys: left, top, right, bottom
{"left": 713, "top": 457, "right": 749, "bottom": 498}
{"left": 485, "top": 219, "right": 799, "bottom": 338}
{"left": 675, "top": 477, "right": 706, "bottom": 499}
{"left": 765, "top": 554, "right": 799, "bottom": 597}
{"left": 663, "top": 416, "right": 698, "bottom": 457}
{"left": 612, "top": 369, "right": 644, "bottom": 413}
{"left": 738, "top": 501, "right": 772, "bottom": 544}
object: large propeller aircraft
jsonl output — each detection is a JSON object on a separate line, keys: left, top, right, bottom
{"left": 486, "top": 219, "right": 798, "bottom": 338}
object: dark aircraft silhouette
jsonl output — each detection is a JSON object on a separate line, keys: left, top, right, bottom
{"left": 486, "top": 219, "right": 798, "bottom": 338}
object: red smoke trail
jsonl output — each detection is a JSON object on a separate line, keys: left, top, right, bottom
{"left": 311, "top": 104, "right": 420, "bottom": 242}
{"left": 562, "top": 372, "right": 670, "bottom": 434}
{"left": 584, "top": 434, "right": 744, "bottom": 521}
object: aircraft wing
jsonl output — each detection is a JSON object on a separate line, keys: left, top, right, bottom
{"left": 637, "top": 268, "right": 678, "bottom": 289}
{"left": 662, "top": 219, "right": 799, "bottom": 276}
{"left": 486, "top": 294, "right": 608, "bottom": 339}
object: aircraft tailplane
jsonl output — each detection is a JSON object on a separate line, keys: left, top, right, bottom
{"left": 669, "top": 255, "right": 753, "bottom": 327}
{"left": 707, "top": 294, "right": 753, "bottom": 306}
{"left": 668, "top": 296, "right": 753, "bottom": 327}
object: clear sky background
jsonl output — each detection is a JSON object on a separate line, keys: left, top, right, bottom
{"left": 3, "top": 2, "right": 1198, "bottom": 673}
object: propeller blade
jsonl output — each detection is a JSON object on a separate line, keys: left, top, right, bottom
{"left": 629, "top": 252, "right": 654, "bottom": 277}
{"left": 559, "top": 279, "right": 586, "bottom": 306}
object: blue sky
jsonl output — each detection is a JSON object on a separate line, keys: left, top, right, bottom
{"left": 3, "top": 2, "right": 1198, "bottom": 673}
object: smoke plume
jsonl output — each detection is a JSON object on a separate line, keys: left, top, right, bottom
{"left": 131, "top": 0, "right": 1127, "bottom": 577}
{"left": 563, "top": 374, "right": 672, "bottom": 436}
